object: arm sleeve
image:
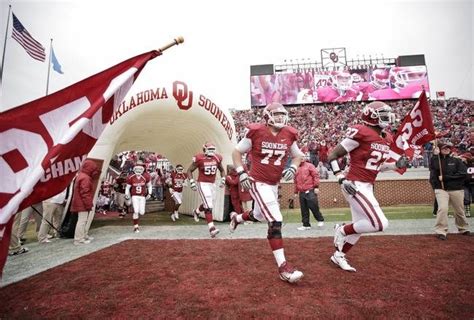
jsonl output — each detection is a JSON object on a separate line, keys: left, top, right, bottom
{"left": 340, "top": 138, "right": 359, "bottom": 153}
{"left": 290, "top": 141, "right": 304, "bottom": 157}
{"left": 236, "top": 137, "right": 252, "bottom": 153}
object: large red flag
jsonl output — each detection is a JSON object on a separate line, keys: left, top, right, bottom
{"left": 389, "top": 90, "right": 436, "bottom": 172}
{"left": 0, "top": 50, "right": 160, "bottom": 276}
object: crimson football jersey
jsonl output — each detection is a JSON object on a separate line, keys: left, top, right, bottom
{"left": 343, "top": 124, "right": 393, "bottom": 184}
{"left": 169, "top": 172, "right": 187, "bottom": 192}
{"left": 243, "top": 123, "right": 299, "bottom": 185}
{"left": 126, "top": 173, "right": 151, "bottom": 196}
{"left": 192, "top": 153, "right": 223, "bottom": 183}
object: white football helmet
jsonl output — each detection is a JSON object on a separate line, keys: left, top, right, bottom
{"left": 390, "top": 66, "right": 426, "bottom": 89}
{"left": 203, "top": 142, "right": 216, "bottom": 157}
{"left": 263, "top": 103, "right": 288, "bottom": 129}
{"left": 331, "top": 71, "right": 353, "bottom": 91}
{"left": 133, "top": 161, "right": 145, "bottom": 175}
{"left": 370, "top": 68, "right": 390, "bottom": 89}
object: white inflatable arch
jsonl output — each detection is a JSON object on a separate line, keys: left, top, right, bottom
{"left": 89, "top": 80, "right": 236, "bottom": 221}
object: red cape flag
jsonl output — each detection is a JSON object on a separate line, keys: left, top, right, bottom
{"left": 389, "top": 90, "right": 436, "bottom": 173}
{"left": 0, "top": 50, "right": 160, "bottom": 277}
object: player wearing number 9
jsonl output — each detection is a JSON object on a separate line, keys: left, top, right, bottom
{"left": 186, "top": 142, "right": 226, "bottom": 238}
{"left": 328, "top": 101, "right": 405, "bottom": 273}
{"left": 125, "top": 161, "right": 152, "bottom": 233}
{"left": 231, "top": 102, "right": 305, "bottom": 283}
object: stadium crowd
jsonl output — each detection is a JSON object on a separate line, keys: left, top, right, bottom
{"left": 231, "top": 98, "right": 473, "bottom": 169}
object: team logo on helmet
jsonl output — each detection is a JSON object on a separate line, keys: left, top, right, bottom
{"left": 263, "top": 103, "right": 288, "bottom": 129}
{"left": 361, "top": 101, "right": 394, "bottom": 129}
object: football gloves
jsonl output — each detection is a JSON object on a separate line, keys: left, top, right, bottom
{"left": 396, "top": 156, "right": 409, "bottom": 169}
{"left": 338, "top": 177, "right": 358, "bottom": 196}
{"left": 282, "top": 165, "right": 297, "bottom": 181}
{"left": 189, "top": 179, "right": 197, "bottom": 191}
{"left": 238, "top": 171, "right": 252, "bottom": 191}
{"left": 125, "top": 194, "right": 131, "bottom": 200}
{"left": 146, "top": 194, "right": 151, "bottom": 200}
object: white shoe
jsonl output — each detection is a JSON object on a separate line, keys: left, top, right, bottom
{"left": 170, "top": 213, "right": 176, "bottom": 222}
{"left": 193, "top": 210, "right": 200, "bottom": 222}
{"left": 278, "top": 261, "right": 304, "bottom": 283}
{"left": 134, "top": 226, "right": 140, "bottom": 233}
{"left": 174, "top": 212, "right": 179, "bottom": 220}
{"left": 39, "top": 239, "right": 51, "bottom": 244}
{"left": 210, "top": 227, "right": 220, "bottom": 238}
{"left": 85, "top": 236, "right": 94, "bottom": 241}
{"left": 297, "top": 226, "right": 311, "bottom": 231}
{"left": 330, "top": 251, "right": 356, "bottom": 272}
{"left": 317, "top": 221, "right": 325, "bottom": 227}
{"left": 229, "top": 212, "right": 239, "bottom": 233}
{"left": 333, "top": 224, "right": 345, "bottom": 251}
{"left": 74, "top": 239, "right": 91, "bottom": 245}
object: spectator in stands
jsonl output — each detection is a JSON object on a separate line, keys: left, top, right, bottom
{"left": 294, "top": 154, "right": 324, "bottom": 230}
{"left": 318, "top": 162, "right": 329, "bottom": 180}
{"left": 430, "top": 141, "right": 470, "bottom": 240}
{"left": 71, "top": 159, "right": 101, "bottom": 245}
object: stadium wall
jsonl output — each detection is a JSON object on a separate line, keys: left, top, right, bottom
{"left": 280, "top": 178, "right": 434, "bottom": 209}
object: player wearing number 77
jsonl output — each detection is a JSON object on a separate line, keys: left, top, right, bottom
{"left": 328, "top": 101, "right": 408, "bottom": 272}
{"left": 186, "top": 142, "right": 226, "bottom": 238}
{"left": 230, "top": 102, "right": 305, "bottom": 283}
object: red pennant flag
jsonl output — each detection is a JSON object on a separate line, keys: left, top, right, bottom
{"left": 389, "top": 90, "right": 436, "bottom": 173}
{"left": 0, "top": 50, "right": 160, "bottom": 276}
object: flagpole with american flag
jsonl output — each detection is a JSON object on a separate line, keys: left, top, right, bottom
{"left": 46, "top": 38, "right": 52, "bottom": 95}
{"left": 0, "top": 5, "right": 12, "bottom": 89}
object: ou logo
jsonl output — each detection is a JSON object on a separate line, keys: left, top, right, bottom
{"left": 173, "top": 81, "right": 193, "bottom": 110}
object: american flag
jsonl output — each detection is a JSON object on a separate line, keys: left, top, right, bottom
{"left": 11, "top": 13, "right": 46, "bottom": 62}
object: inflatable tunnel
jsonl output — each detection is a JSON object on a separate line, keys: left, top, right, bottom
{"left": 88, "top": 80, "right": 236, "bottom": 221}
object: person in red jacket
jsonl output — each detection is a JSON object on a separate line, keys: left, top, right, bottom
{"left": 71, "top": 159, "right": 101, "bottom": 245}
{"left": 225, "top": 165, "right": 243, "bottom": 214}
{"left": 294, "top": 154, "right": 324, "bottom": 230}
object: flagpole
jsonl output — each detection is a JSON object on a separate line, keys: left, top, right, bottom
{"left": 46, "top": 38, "right": 52, "bottom": 95}
{"left": 0, "top": 5, "right": 12, "bottom": 94}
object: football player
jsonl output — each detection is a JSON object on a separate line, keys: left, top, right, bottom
{"left": 167, "top": 164, "right": 187, "bottom": 221}
{"left": 113, "top": 171, "right": 129, "bottom": 217}
{"left": 230, "top": 102, "right": 305, "bottom": 283}
{"left": 328, "top": 101, "right": 408, "bottom": 272}
{"left": 125, "top": 161, "right": 152, "bottom": 233}
{"left": 316, "top": 71, "right": 361, "bottom": 102}
{"left": 187, "top": 142, "right": 226, "bottom": 237}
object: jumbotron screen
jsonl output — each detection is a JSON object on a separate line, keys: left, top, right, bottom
{"left": 250, "top": 66, "right": 430, "bottom": 106}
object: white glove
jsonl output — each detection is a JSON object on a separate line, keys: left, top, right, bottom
{"left": 125, "top": 194, "right": 131, "bottom": 200}
{"left": 282, "top": 165, "right": 297, "bottom": 181}
{"left": 169, "top": 187, "right": 175, "bottom": 194}
{"left": 238, "top": 172, "right": 252, "bottom": 191}
{"left": 189, "top": 179, "right": 197, "bottom": 191}
{"left": 338, "top": 176, "right": 358, "bottom": 196}
{"left": 219, "top": 177, "right": 226, "bottom": 188}
{"left": 146, "top": 194, "right": 151, "bottom": 200}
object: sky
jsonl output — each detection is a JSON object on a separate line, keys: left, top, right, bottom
{"left": 0, "top": 0, "right": 472, "bottom": 112}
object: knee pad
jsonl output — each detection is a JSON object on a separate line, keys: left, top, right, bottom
{"left": 267, "top": 221, "right": 282, "bottom": 239}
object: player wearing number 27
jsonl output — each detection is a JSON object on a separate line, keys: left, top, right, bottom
{"left": 187, "top": 142, "right": 226, "bottom": 238}
{"left": 328, "top": 101, "right": 409, "bottom": 272}
{"left": 230, "top": 102, "right": 305, "bottom": 283}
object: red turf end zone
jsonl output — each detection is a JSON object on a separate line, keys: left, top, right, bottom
{"left": 1, "top": 235, "right": 473, "bottom": 319}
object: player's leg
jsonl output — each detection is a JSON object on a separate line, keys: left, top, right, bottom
{"left": 131, "top": 196, "right": 140, "bottom": 233}
{"left": 253, "top": 182, "right": 303, "bottom": 283}
{"left": 198, "top": 182, "right": 219, "bottom": 237}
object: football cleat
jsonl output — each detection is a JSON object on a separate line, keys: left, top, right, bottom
{"left": 229, "top": 212, "right": 239, "bottom": 233}
{"left": 193, "top": 209, "right": 200, "bottom": 222}
{"left": 333, "top": 224, "right": 346, "bottom": 251}
{"left": 330, "top": 251, "right": 356, "bottom": 272}
{"left": 170, "top": 213, "right": 176, "bottom": 222}
{"left": 210, "top": 227, "right": 220, "bottom": 238}
{"left": 174, "top": 212, "right": 179, "bottom": 220}
{"left": 133, "top": 226, "right": 140, "bottom": 233}
{"left": 278, "top": 261, "right": 304, "bottom": 283}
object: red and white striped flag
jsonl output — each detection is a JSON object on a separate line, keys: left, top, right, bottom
{"left": 11, "top": 12, "right": 46, "bottom": 62}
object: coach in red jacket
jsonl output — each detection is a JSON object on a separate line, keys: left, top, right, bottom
{"left": 294, "top": 156, "right": 325, "bottom": 230}
{"left": 71, "top": 159, "right": 101, "bottom": 245}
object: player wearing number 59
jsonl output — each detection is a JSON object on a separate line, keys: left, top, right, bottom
{"left": 125, "top": 161, "right": 152, "bottom": 233}
{"left": 230, "top": 102, "right": 305, "bottom": 283}
{"left": 328, "top": 101, "right": 408, "bottom": 272}
{"left": 187, "top": 142, "right": 226, "bottom": 238}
